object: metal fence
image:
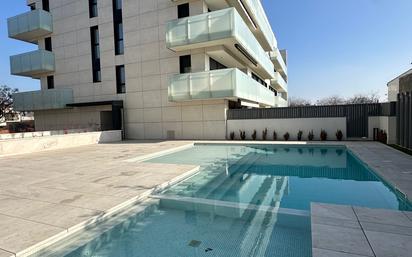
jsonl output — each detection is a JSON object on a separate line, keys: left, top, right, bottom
{"left": 397, "top": 92, "right": 412, "bottom": 149}
{"left": 227, "top": 103, "right": 396, "bottom": 138}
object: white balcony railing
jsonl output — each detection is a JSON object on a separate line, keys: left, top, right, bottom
{"left": 10, "top": 50, "right": 55, "bottom": 78}
{"left": 8, "top": 9, "right": 53, "bottom": 43}
{"left": 169, "top": 68, "right": 277, "bottom": 107}
{"left": 270, "top": 49, "right": 287, "bottom": 78}
{"left": 13, "top": 89, "right": 74, "bottom": 111}
{"left": 271, "top": 72, "right": 287, "bottom": 92}
{"left": 166, "top": 8, "right": 275, "bottom": 79}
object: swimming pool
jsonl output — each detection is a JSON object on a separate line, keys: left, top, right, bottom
{"left": 148, "top": 144, "right": 411, "bottom": 211}
{"left": 31, "top": 144, "right": 411, "bottom": 257}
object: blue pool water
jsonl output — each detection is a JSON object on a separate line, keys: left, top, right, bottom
{"left": 34, "top": 144, "right": 411, "bottom": 257}
{"left": 148, "top": 144, "right": 411, "bottom": 211}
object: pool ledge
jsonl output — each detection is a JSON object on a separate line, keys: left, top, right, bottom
{"left": 311, "top": 202, "right": 412, "bottom": 257}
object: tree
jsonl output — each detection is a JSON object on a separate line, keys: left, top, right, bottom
{"left": 316, "top": 95, "right": 346, "bottom": 106}
{"left": 288, "top": 97, "right": 312, "bottom": 107}
{"left": 0, "top": 85, "right": 18, "bottom": 122}
{"left": 345, "top": 92, "right": 380, "bottom": 104}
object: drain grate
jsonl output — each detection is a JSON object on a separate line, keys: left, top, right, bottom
{"left": 188, "top": 240, "right": 201, "bottom": 248}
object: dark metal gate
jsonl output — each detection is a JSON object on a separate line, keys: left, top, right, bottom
{"left": 227, "top": 103, "right": 395, "bottom": 138}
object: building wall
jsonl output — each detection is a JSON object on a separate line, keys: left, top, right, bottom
{"left": 34, "top": 106, "right": 112, "bottom": 131}
{"left": 388, "top": 69, "right": 412, "bottom": 102}
{"left": 399, "top": 73, "right": 412, "bottom": 93}
{"left": 227, "top": 117, "right": 347, "bottom": 141}
{"left": 31, "top": 0, "right": 227, "bottom": 139}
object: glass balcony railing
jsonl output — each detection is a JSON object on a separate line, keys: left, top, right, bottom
{"left": 275, "top": 95, "right": 288, "bottom": 107}
{"left": 13, "top": 89, "right": 74, "bottom": 111}
{"left": 271, "top": 72, "right": 288, "bottom": 92}
{"left": 242, "top": 0, "right": 277, "bottom": 50}
{"left": 169, "top": 68, "right": 276, "bottom": 107}
{"left": 10, "top": 50, "right": 55, "bottom": 78}
{"left": 8, "top": 9, "right": 53, "bottom": 43}
{"left": 270, "top": 49, "right": 287, "bottom": 78}
{"left": 166, "top": 8, "right": 275, "bottom": 79}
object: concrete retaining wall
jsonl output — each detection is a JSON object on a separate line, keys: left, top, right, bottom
{"left": 227, "top": 117, "right": 347, "bottom": 141}
{"left": 0, "top": 130, "right": 122, "bottom": 157}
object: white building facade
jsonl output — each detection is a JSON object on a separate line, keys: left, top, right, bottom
{"left": 9, "top": 0, "right": 288, "bottom": 140}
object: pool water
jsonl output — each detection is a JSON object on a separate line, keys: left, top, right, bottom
{"left": 147, "top": 144, "right": 411, "bottom": 211}
{"left": 33, "top": 144, "right": 411, "bottom": 257}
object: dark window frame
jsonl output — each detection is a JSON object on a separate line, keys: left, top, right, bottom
{"left": 116, "top": 65, "right": 126, "bottom": 94}
{"left": 89, "top": 0, "right": 98, "bottom": 18}
{"left": 47, "top": 76, "right": 54, "bottom": 89}
{"left": 45, "top": 37, "right": 52, "bottom": 51}
{"left": 90, "top": 26, "right": 101, "bottom": 83}
{"left": 42, "top": 0, "right": 50, "bottom": 11}
{"left": 179, "top": 55, "right": 191, "bottom": 74}
{"left": 178, "top": 3, "right": 190, "bottom": 18}
{"left": 112, "top": 0, "right": 124, "bottom": 55}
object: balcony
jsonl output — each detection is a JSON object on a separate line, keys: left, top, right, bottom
{"left": 169, "top": 68, "right": 277, "bottom": 107}
{"left": 8, "top": 9, "right": 53, "bottom": 43}
{"left": 166, "top": 8, "right": 275, "bottom": 79}
{"left": 275, "top": 95, "right": 288, "bottom": 107}
{"left": 270, "top": 49, "right": 287, "bottom": 79}
{"left": 10, "top": 50, "right": 55, "bottom": 78}
{"left": 271, "top": 72, "right": 287, "bottom": 92}
{"left": 204, "top": 0, "right": 277, "bottom": 51}
{"left": 13, "top": 89, "right": 74, "bottom": 111}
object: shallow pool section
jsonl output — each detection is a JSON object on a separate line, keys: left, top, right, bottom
{"left": 147, "top": 144, "right": 411, "bottom": 211}
{"left": 32, "top": 199, "right": 311, "bottom": 257}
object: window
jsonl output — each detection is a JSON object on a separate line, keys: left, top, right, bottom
{"left": 210, "top": 58, "right": 227, "bottom": 70}
{"left": 179, "top": 55, "right": 191, "bottom": 74}
{"left": 252, "top": 73, "right": 267, "bottom": 87}
{"left": 29, "top": 3, "right": 36, "bottom": 10}
{"left": 42, "top": 0, "right": 49, "bottom": 11}
{"left": 90, "top": 26, "right": 101, "bottom": 83}
{"left": 178, "top": 3, "right": 189, "bottom": 18}
{"left": 45, "top": 37, "right": 52, "bottom": 51}
{"left": 89, "top": 0, "right": 98, "bottom": 18}
{"left": 47, "top": 76, "right": 54, "bottom": 89}
{"left": 116, "top": 65, "right": 126, "bottom": 94}
{"left": 112, "top": 0, "right": 124, "bottom": 55}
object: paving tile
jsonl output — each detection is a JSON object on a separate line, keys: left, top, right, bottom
{"left": 311, "top": 203, "right": 357, "bottom": 220}
{"left": 312, "top": 215, "right": 361, "bottom": 229}
{"left": 0, "top": 214, "right": 64, "bottom": 254}
{"left": 365, "top": 230, "right": 412, "bottom": 257}
{"left": 354, "top": 207, "right": 412, "bottom": 227}
{"left": 312, "top": 224, "right": 374, "bottom": 257}
{"left": 362, "top": 221, "right": 412, "bottom": 236}
{"left": 403, "top": 211, "right": 412, "bottom": 221}
{"left": 0, "top": 249, "right": 13, "bottom": 257}
{"left": 313, "top": 248, "right": 371, "bottom": 257}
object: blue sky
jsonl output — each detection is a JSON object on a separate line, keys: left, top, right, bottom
{"left": 1, "top": 0, "right": 411, "bottom": 101}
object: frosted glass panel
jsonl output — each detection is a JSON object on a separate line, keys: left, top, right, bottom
{"left": 169, "top": 68, "right": 275, "bottom": 106}
{"left": 10, "top": 50, "right": 55, "bottom": 77}
{"left": 8, "top": 10, "right": 52, "bottom": 41}
{"left": 12, "top": 89, "right": 74, "bottom": 111}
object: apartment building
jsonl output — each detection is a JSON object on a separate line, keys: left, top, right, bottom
{"left": 8, "top": 0, "right": 288, "bottom": 139}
